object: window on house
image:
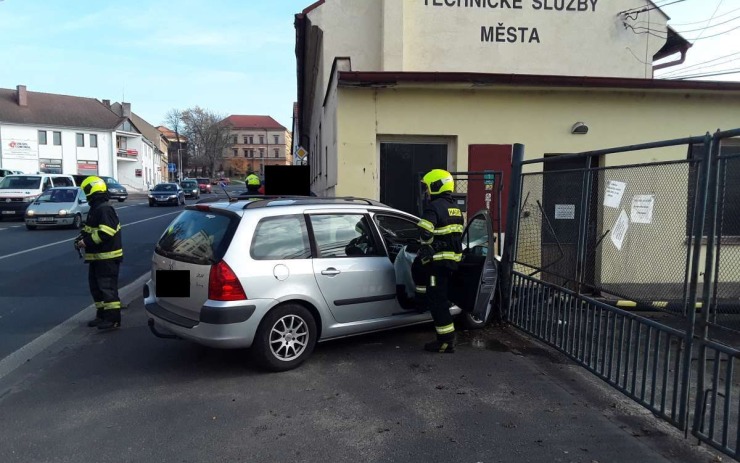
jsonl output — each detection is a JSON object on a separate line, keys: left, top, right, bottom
{"left": 90, "top": 134, "right": 98, "bottom": 148}
{"left": 76, "top": 133, "right": 84, "bottom": 147}
{"left": 274, "top": 148, "right": 280, "bottom": 158}
{"left": 233, "top": 149, "right": 238, "bottom": 157}
{"left": 248, "top": 136, "right": 254, "bottom": 144}
{"left": 259, "top": 148, "right": 265, "bottom": 157}
{"left": 243, "top": 149, "right": 249, "bottom": 158}
{"left": 53, "top": 131, "right": 62, "bottom": 145}
{"left": 232, "top": 136, "right": 238, "bottom": 144}
{"left": 259, "top": 135, "right": 265, "bottom": 144}
{"left": 121, "top": 121, "right": 134, "bottom": 132}
{"left": 243, "top": 135, "right": 249, "bottom": 144}
{"left": 274, "top": 135, "right": 279, "bottom": 144}
{"left": 38, "top": 131, "right": 47, "bottom": 145}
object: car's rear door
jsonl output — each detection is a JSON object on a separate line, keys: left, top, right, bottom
{"left": 461, "top": 210, "right": 498, "bottom": 321}
{"left": 308, "top": 212, "right": 399, "bottom": 324}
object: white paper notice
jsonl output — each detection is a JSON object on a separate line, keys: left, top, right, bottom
{"left": 630, "top": 195, "right": 655, "bottom": 224}
{"left": 554, "top": 204, "right": 575, "bottom": 220}
{"left": 604, "top": 181, "right": 627, "bottom": 208}
{"left": 611, "top": 210, "right": 630, "bottom": 251}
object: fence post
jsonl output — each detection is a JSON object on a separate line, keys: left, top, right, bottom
{"left": 574, "top": 157, "right": 594, "bottom": 294}
{"left": 681, "top": 133, "right": 714, "bottom": 432}
{"left": 500, "top": 143, "right": 525, "bottom": 322}
{"left": 691, "top": 131, "right": 722, "bottom": 436}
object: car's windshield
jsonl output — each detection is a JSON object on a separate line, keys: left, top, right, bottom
{"left": 181, "top": 181, "right": 197, "bottom": 188}
{"left": 0, "top": 176, "right": 42, "bottom": 190}
{"left": 153, "top": 184, "right": 176, "bottom": 192}
{"left": 196, "top": 179, "right": 209, "bottom": 184}
{"left": 37, "top": 189, "right": 79, "bottom": 203}
{"left": 102, "top": 177, "right": 120, "bottom": 185}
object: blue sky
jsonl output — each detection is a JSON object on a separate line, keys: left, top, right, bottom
{"left": 0, "top": 0, "right": 737, "bottom": 131}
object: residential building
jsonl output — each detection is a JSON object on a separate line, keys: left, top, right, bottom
{"left": 157, "top": 126, "right": 188, "bottom": 181}
{"left": 131, "top": 111, "right": 169, "bottom": 186}
{"left": 0, "top": 85, "right": 120, "bottom": 177}
{"left": 221, "top": 115, "right": 292, "bottom": 178}
{"left": 109, "top": 102, "right": 163, "bottom": 191}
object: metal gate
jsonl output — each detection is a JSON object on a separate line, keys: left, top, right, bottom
{"left": 500, "top": 129, "right": 740, "bottom": 460}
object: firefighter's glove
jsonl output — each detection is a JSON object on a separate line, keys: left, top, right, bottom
{"left": 417, "top": 244, "right": 434, "bottom": 265}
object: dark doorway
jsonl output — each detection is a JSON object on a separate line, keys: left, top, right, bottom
{"left": 380, "top": 143, "right": 447, "bottom": 215}
{"left": 541, "top": 155, "right": 599, "bottom": 292}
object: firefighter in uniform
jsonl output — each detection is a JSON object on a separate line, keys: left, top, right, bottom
{"left": 75, "top": 176, "right": 124, "bottom": 331}
{"left": 245, "top": 172, "right": 261, "bottom": 194}
{"left": 415, "top": 169, "right": 464, "bottom": 353}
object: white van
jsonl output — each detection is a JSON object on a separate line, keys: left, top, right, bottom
{"left": 0, "top": 174, "right": 76, "bottom": 219}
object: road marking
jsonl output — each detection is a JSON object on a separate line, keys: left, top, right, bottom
{"left": 0, "top": 272, "right": 150, "bottom": 382}
{"left": 0, "top": 211, "right": 181, "bottom": 261}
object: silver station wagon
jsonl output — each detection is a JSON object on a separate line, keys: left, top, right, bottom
{"left": 144, "top": 197, "right": 499, "bottom": 371}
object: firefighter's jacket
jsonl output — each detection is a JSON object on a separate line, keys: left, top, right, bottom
{"left": 81, "top": 198, "right": 123, "bottom": 262}
{"left": 416, "top": 193, "right": 464, "bottom": 270}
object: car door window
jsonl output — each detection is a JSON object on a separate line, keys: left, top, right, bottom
{"left": 251, "top": 215, "right": 311, "bottom": 260}
{"left": 374, "top": 214, "right": 420, "bottom": 260}
{"left": 462, "top": 215, "right": 489, "bottom": 256}
{"left": 42, "top": 178, "right": 52, "bottom": 191}
{"left": 310, "top": 214, "right": 381, "bottom": 258}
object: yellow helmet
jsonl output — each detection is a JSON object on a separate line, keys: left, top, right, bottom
{"left": 246, "top": 174, "right": 261, "bottom": 186}
{"left": 422, "top": 169, "right": 454, "bottom": 195}
{"left": 80, "top": 176, "right": 107, "bottom": 197}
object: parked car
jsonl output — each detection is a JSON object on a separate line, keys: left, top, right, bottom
{"left": 0, "top": 174, "right": 76, "bottom": 220}
{"left": 180, "top": 179, "right": 200, "bottom": 199}
{"left": 24, "top": 187, "right": 89, "bottom": 230}
{"left": 144, "top": 197, "right": 499, "bottom": 371}
{"left": 194, "top": 178, "right": 212, "bottom": 194}
{"left": 71, "top": 175, "right": 128, "bottom": 202}
{"left": 148, "top": 183, "right": 185, "bottom": 207}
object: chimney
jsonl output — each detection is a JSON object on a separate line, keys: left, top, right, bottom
{"left": 122, "top": 102, "right": 131, "bottom": 118}
{"left": 17, "top": 85, "right": 27, "bottom": 107}
{"left": 102, "top": 99, "right": 111, "bottom": 108}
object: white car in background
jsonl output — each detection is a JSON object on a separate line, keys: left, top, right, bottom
{"left": 25, "top": 187, "right": 90, "bottom": 230}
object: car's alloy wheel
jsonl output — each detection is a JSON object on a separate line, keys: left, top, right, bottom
{"left": 252, "top": 304, "right": 317, "bottom": 372}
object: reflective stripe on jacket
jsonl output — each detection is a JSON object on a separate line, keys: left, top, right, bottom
{"left": 82, "top": 200, "right": 123, "bottom": 262}
{"left": 416, "top": 193, "right": 464, "bottom": 268}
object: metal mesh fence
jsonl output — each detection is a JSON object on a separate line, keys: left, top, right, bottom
{"left": 710, "top": 151, "right": 740, "bottom": 331}
{"left": 515, "top": 160, "right": 698, "bottom": 312}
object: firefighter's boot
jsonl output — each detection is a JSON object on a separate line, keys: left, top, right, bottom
{"left": 97, "top": 310, "right": 121, "bottom": 331}
{"left": 87, "top": 309, "right": 105, "bottom": 328}
{"left": 424, "top": 332, "right": 456, "bottom": 353}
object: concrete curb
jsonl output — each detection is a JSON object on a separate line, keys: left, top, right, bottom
{"left": 0, "top": 272, "right": 150, "bottom": 381}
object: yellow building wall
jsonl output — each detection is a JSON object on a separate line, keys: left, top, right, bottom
{"left": 335, "top": 85, "right": 740, "bottom": 289}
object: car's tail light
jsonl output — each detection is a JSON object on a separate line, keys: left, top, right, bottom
{"left": 209, "top": 261, "right": 247, "bottom": 301}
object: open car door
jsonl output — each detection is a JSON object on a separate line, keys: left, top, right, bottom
{"left": 451, "top": 210, "right": 499, "bottom": 325}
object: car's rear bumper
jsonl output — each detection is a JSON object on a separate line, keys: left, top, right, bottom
{"left": 143, "top": 280, "right": 271, "bottom": 348}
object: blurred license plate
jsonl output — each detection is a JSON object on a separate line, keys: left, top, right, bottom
{"left": 2, "top": 211, "right": 13, "bottom": 215}
{"left": 157, "top": 197, "right": 168, "bottom": 201}
{"left": 38, "top": 217, "right": 55, "bottom": 222}
{"left": 156, "top": 270, "right": 190, "bottom": 297}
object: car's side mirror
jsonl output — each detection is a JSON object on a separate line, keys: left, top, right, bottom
{"left": 79, "top": 199, "right": 87, "bottom": 204}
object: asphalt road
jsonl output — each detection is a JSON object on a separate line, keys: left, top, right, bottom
{"left": 0, "top": 190, "right": 231, "bottom": 360}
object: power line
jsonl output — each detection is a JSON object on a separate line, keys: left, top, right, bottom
{"left": 669, "top": 68, "right": 740, "bottom": 79}
{"left": 658, "top": 52, "right": 740, "bottom": 76}
{"left": 669, "top": 5, "right": 740, "bottom": 26}
{"left": 674, "top": 13, "right": 740, "bottom": 34}
{"left": 686, "top": 23, "right": 740, "bottom": 41}
{"left": 693, "top": 0, "right": 724, "bottom": 41}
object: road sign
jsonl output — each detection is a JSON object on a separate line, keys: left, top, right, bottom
{"left": 168, "top": 163, "right": 176, "bottom": 173}
{"left": 484, "top": 171, "right": 495, "bottom": 190}
{"left": 295, "top": 146, "right": 307, "bottom": 159}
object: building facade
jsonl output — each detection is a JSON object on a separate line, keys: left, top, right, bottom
{"left": 221, "top": 115, "right": 292, "bottom": 178}
{"left": 110, "top": 102, "right": 164, "bottom": 191}
{"left": 295, "top": 0, "right": 740, "bottom": 204}
{"left": 0, "top": 86, "right": 120, "bottom": 177}
{"left": 157, "top": 126, "right": 188, "bottom": 181}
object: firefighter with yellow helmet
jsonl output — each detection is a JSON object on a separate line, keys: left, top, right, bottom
{"left": 415, "top": 169, "right": 464, "bottom": 353}
{"left": 75, "top": 176, "right": 123, "bottom": 330}
{"left": 245, "top": 172, "right": 261, "bottom": 194}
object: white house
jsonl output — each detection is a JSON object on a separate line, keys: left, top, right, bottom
{"left": 0, "top": 85, "right": 120, "bottom": 177}
{"left": 109, "top": 102, "right": 165, "bottom": 191}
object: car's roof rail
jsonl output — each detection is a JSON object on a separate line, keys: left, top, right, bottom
{"left": 240, "top": 196, "right": 388, "bottom": 209}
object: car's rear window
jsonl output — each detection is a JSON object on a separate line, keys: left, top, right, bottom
{"left": 155, "top": 210, "right": 239, "bottom": 265}
{"left": 196, "top": 178, "right": 209, "bottom": 184}
{"left": 0, "top": 176, "right": 41, "bottom": 189}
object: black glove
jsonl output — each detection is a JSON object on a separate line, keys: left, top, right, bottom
{"left": 417, "top": 244, "right": 434, "bottom": 265}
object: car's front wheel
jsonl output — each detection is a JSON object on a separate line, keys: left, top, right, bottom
{"left": 251, "top": 304, "right": 317, "bottom": 372}
{"left": 71, "top": 214, "right": 82, "bottom": 229}
{"left": 118, "top": 198, "right": 125, "bottom": 203}
{"left": 26, "top": 223, "right": 37, "bottom": 230}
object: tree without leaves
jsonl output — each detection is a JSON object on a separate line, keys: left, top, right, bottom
{"left": 163, "top": 109, "right": 185, "bottom": 180}
{"left": 179, "top": 107, "right": 232, "bottom": 178}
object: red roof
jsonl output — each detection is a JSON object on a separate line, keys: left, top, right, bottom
{"left": 223, "top": 115, "right": 286, "bottom": 130}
